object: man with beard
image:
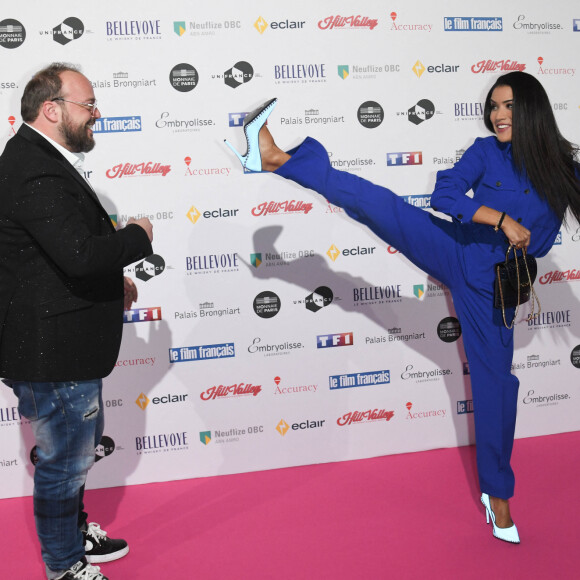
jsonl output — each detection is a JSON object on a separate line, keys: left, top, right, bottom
{"left": 0, "top": 63, "right": 153, "bottom": 579}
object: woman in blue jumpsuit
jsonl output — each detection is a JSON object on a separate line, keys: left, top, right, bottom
{"left": 226, "top": 72, "right": 580, "bottom": 543}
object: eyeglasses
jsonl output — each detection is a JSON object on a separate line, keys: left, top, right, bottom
{"left": 52, "top": 97, "right": 99, "bottom": 117}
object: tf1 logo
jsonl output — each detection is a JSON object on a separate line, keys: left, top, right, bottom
{"left": 317, "top": 332, "right": 353, "bottom": 348}
{"left": 123, "top": 307, "right": 162, "bottom": 323}
{"left": 386, "top": 151, "right": 423, "bottom": 166}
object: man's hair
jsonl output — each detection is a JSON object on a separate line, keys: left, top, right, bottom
{"left": 21, "top": 62, "right": 82, "bottom": 123}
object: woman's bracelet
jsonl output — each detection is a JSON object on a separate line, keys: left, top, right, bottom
{"left": 494, "top": 211, "right": 506, "bottom": 232}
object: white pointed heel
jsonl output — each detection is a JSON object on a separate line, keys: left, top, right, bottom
{"left": 224, "top": 97, "right": 277, "bottom": 173}
{"left": 480, "top": 493, "right": 520, "bottom": 544}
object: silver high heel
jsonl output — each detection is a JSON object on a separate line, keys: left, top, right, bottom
{"left": 224, "top": 98, "right": 277, "bottom": 173}
{"left": 480, "top": 493, "right": 520, "bottom": 544}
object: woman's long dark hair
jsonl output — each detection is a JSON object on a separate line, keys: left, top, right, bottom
{"left": 483, "top": 71, "right": 580, "bottom": 225}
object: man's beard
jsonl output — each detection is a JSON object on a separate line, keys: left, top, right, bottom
{"left": 59, "top": 111, "right": 95, "bottom": 153}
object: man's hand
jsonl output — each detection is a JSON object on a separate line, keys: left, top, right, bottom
{"left": 123, "top": 276, "right": 138, "bottom": 310}
{"left": 127, "top": 217, "right": 153, "bottom": 242}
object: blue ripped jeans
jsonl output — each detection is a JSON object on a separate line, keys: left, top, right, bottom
{"left": 11, "top": 380, "right": 104, "bottom": 572}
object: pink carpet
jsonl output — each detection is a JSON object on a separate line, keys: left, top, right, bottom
{"left": 1, "top": 431, "right": 578, "bottom": 579}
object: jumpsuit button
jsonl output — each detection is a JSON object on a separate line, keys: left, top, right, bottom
{"left": 457, "top": 213, "right": 463, "bottom": 219}
{"left": 517, "top": 218, "right": 522, "bottom": 223}
{"left": 524, "top": 189, "right": 530, "bottom": 194}
{"left": 496, "top": 181, "right": 502, "bottom": 187}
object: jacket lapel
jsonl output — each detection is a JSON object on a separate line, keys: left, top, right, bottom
{"left": 17, "top": 124, "right": 110, "bottom": 217}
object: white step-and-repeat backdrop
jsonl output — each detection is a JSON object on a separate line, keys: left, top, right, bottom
{"left": 1, "top": 0, "right": 579, "bottom": 499}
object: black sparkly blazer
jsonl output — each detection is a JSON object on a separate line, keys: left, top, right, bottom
{"left": 0, "top": 124, "right": 152, "bottom": 381}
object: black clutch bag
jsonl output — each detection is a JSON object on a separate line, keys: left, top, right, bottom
{"left": 493, "top": 246, "right": 540, "bottom": 328}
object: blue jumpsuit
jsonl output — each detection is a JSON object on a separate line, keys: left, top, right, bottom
{"left": 276, "top": 136, "right": 561, "bottom": 499}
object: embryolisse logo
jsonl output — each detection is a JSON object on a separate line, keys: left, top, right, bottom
{"left": 522, "top": 389, "right": 570, "bottom": 406}
{"left": 248, "top": 337, "right": 304, "bottom": 356}
{"left": 401, "top": 364, "right": 452, "bottom": 382}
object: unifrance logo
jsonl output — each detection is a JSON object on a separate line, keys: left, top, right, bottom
{"left": 329, "top": 370, "right": 390, "bottom": 390}
{"left": 200, "top": 382, "right": 262, "bottom": 401}
{"left": 471, "top": 60, "right": 526, "bottom": 73}
{"left": 224, "top": 61, "right": 253, "bottom": 88}
{"left": 106, "top": 162, "right": 171, "bottom": 178}
{"left": 305, "top": 286, "right": 333, "bottom": 312}
{"left": 539, "top": 269, "right": 580, "bottom": 284}
{"left": 317, "top": 332, "right": 353, "bottom": 348}
{"left": 251, "top": 200, "right": 313, "bottom": 216}
{"left": 318, "top": 15, "right": 378, "bottom": 30}
{"left": 337, "top": 409, "right": 394, "bottom": 426}
{"left": 95, "top": 436, "right": 116, "bottom": 462}
{"left": 134, "top": 254, "right": 165, "bottom": 281}
{"left": 92, "top": 116, "right": 142, "bottom": 133}
{"left": 51, "top": 17, "right": 84, "bottom": 45}
{"left": 0, "top": 19, "right": 26, "bottom": 48}
{"left": 169, "top": 343, "right": 235, "bottom": 363}
{"left": 444, "top": 17, "right": 502, "bottom": 31}
{"left": 123, "top": 307, "right": 161, "bottom": 323}
{"left": 387, "top": 152, "right": 422, "bottom": 166}
{"left": 406, "top": 99, "right": 435, "bottom": 125}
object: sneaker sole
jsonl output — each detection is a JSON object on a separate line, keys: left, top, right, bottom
{"left": 85, "top": 545, "right": 130, "bottom": 564}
